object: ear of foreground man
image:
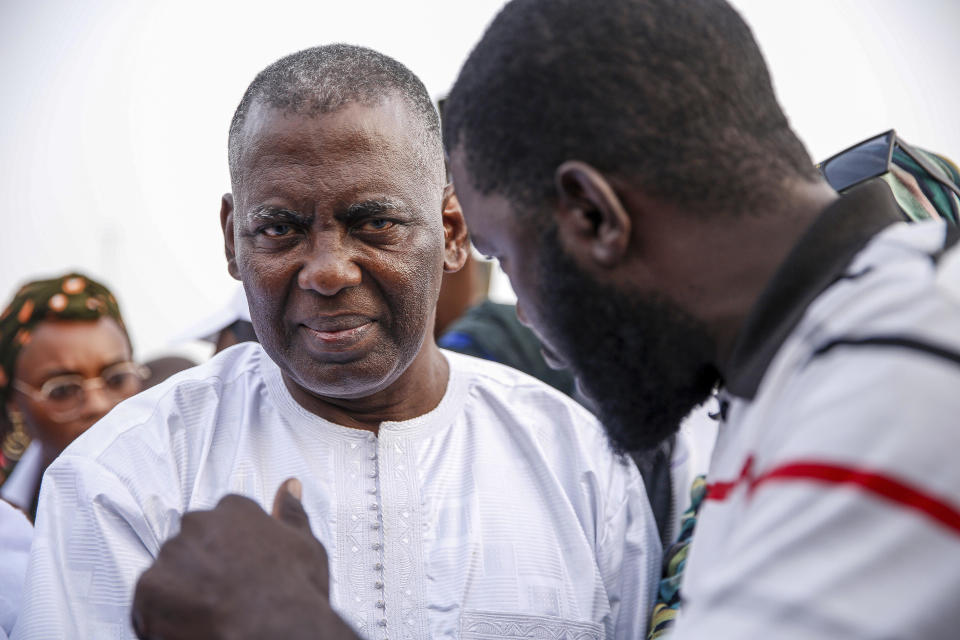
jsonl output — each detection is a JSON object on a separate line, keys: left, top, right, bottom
{"left": 131, "top": 479, "right": 360, "bottom": 640}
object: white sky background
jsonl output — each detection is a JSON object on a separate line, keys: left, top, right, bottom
{"left": 1, "top": 0, "right": 958, "bottom": 359}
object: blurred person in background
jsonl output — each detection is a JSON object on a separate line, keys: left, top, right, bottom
{"left": 141, "top": 355, "right": 197, "bottom": 389}
{"left": 0, "top": 273, "right": 148, "bottom": 520}
{"left": 175, "top": 285, "right": 258, "bottom": 356}
{"left": 137, "top": 286, "right": 255, "bottom": 388}
{"left": 436, "top": 244, "right": 577, "bottom": 396}
{"left": 0, "top": 273, "right": 147, "bottom": 639}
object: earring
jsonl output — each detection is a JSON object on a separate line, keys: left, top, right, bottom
{"left": 2, "top": 409, "right": 30, "bottom": 463}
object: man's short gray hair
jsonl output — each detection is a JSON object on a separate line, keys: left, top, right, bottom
{"left": 228, "top": 44, "right": 444, "bottom": 189}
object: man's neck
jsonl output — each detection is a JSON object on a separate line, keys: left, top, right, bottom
{"left": 672, "top": 179, "right": 839, "bottom": 369}
{"left": 281, "top": 342, "right": 451, "bottom": 434}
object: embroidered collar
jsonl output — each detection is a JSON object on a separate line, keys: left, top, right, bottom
{"left": 723, "top": 180, "right": 903, "bottom": 399}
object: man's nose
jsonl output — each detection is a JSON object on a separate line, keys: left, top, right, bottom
{"left": 298, "top": 236, "right": 363, "bottom": 296}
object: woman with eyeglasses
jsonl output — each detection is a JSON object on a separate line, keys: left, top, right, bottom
{"left": 0, "top": 273, "right": 148, "bottom": 521}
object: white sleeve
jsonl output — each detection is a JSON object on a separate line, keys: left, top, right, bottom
{"left": 595, "top": 459, "right": 662, "bottom": 640}
{"left": 11, "top": 454, "right": 160, "bottom": 640}
{"left": 0, "top": 500, "right": 32, "bottom": 638}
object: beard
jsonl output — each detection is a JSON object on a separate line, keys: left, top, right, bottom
{"left": 536, "top": 228, "right": 720, "bottom": 454}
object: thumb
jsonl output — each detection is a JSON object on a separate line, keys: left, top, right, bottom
{"left": 271, "top": 477, "right": 310, "bottom": 531}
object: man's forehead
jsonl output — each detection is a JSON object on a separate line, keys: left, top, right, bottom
{"left": 237, "top": 99, "right": 435, "bottom": 195}
{"left": 240, "top": 102, "right": 389, "bottom": 163}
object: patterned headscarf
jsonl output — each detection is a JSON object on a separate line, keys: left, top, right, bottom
{"left": 883, "top": 147, "right": 960, "bottom": 225}
{"left": 0, "top": 272, "right": 128, "bottom": 425}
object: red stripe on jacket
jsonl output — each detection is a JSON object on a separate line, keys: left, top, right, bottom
{"left": 705, "top": 456, "right": 960, "bottom": 536}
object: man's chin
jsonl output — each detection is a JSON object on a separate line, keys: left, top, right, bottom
{"left": 599, "top": 409, "right": 686, "bottom": 454}
{"left": 575, "top": 372, "right": 713, "bottom": 455}
{"left": 532, "top": 223, "right": 720, "bottom": 455}
{"left": 589, "top": 395, "right": 687, "bottom": 454}
{"left": 294, "top": 369, "right": 394, "bottom": 401}
{"left": 276, "top": 350, "right": 393, "bottom": 401}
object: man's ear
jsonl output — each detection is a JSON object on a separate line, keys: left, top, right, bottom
{"left": 221, "top": 194, "right": 241, "bottom": 281}
{"left": 441, "top": 184, "right": 470, "bottom": 273}
{"left": 553, "top": 161, "right": 631, "bottom": 268}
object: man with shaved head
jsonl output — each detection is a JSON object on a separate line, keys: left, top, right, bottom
{"left": 12, "top": 45, "right": 659, "bottom": 639}
{"left": 445, "top": 1, "right": 960, "bottom": 637}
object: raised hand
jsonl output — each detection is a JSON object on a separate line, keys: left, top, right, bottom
{"left": 131, "top": 479, "right": 359, "bottom": 640}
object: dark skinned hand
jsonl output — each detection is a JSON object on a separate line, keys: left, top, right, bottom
{"left": 132, "top": 478, "right": 360, "bottom": 640}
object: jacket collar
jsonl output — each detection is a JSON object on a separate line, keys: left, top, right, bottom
{"left": 723, "top": 180, "right": 903, "bottom": 399}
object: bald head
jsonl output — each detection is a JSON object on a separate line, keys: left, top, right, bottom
{"left": 228, "top": 44, "right": 445, "bottom": 191}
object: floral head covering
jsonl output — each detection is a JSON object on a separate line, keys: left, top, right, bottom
{"left": 0, "top": 272, "right": 128, "bottom": 428}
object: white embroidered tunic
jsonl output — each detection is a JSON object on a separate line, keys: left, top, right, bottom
{"left": 13, "top": 344, "right": 659, "bottom": 640}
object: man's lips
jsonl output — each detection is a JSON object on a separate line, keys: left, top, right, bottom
{"left": 301, "top": 315, "right": 375, "bottom": 347}
{"left": 303, "top": 314, "right": 371, "bottom": 332}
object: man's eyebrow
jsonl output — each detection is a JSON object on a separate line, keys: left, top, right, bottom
{"left": 338, "top": 198, "right": 407, "bottom": 223}
{"left": 248, "top": 205, "right": 313, "bottom": 225}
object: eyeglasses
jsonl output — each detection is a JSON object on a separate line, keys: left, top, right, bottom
{"left": 13, "top": 362, "right": 150, "bottom": 422}
{"left": 818, "top": 129, "right": 960, "bottom": 201}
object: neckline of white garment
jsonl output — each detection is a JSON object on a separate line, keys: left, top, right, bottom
{"left": 259, "top": 350, "right": 466, "bottom": 441}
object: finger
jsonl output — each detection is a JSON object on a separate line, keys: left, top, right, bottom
{"left": 133, "top": 565, "right": 207, "bottom": 640}
{"left": 131, "top": 592, "right": 150, "bottom": 639}
{"left": 216, "top": 492, "right": 267, "bottom": 513}
{"left": 271, "top": 477, "right": 310, "bottom": 530}
{"left": 132, "top": 568, "right": 173, "bottom": 640}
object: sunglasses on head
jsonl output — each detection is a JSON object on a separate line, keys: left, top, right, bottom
{"left": 817, "top": 130, "right": 960, "bottom": 202}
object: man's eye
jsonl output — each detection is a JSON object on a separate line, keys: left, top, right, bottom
{"left": 362, "top": 219, "right": 394, "bottom": 231}
{"left": 261, "top": 224, "right": 293, "bottom": 237}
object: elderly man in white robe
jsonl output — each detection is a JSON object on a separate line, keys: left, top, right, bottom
{"left": 12, "top": 45, "right": 660, "bottom": 640}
